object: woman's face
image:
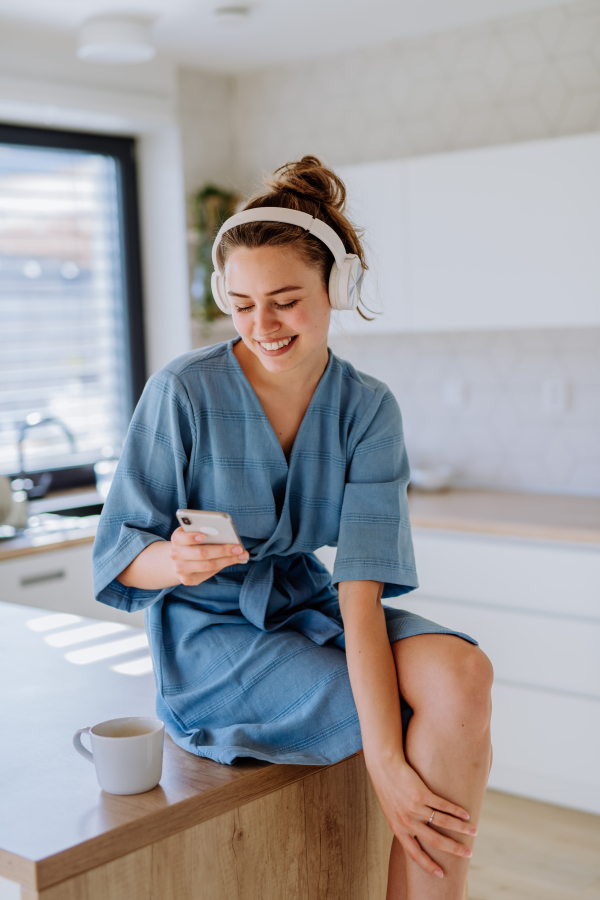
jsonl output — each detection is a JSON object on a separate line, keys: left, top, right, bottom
{"left": 226, "top": 245, "right": 331, "bottom": 376}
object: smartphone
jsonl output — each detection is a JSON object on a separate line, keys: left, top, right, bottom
{"left": 175, "top": 509, "right": 242, "bottom": 545}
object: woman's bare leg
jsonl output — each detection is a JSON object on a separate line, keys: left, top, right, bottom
{"left": 386, "top": 836, "right": 408, "bottom": 900}
{"left": 385, "top": 634, "right": 493, "bottom": 900}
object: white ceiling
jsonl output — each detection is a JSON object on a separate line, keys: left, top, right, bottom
{"left": 0, "top": 0, "right": 582, "bottom": 73}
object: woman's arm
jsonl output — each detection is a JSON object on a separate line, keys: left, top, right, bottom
{"left": 117, "top": 528, "right": 249, "bottom": 589}
{"left": 338, "top": 580, "right": 405, "bottom": 767}
{"left": 339, "top": 580, "right": 471, "bottom": 876}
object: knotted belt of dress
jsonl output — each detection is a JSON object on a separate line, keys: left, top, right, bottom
{"left": 238, "top": 552, "right": 343, "bottom": 645}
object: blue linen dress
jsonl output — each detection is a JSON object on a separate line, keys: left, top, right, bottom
{"left": 93, "top": 338, "right": 476, "bottom": 765}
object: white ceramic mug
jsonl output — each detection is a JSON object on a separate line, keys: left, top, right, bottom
{"left": 73, "top": 716, "right": 164, "bottom": 795}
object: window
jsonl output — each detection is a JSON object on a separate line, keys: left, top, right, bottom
{"left": 0, "top": 124, "right": 144, "bottom": 488}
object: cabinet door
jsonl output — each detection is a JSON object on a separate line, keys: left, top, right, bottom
{"left": 393, "top": 530, "right": 600, "bottom": 813}
{"left": 407, "top": 132, "right": 600, "bottom": 331}
{"left": 0, "top": 545, "right": 144, "bottom": 628}
{"left": 333, "top": 160, "right": 410, "bottom": 335}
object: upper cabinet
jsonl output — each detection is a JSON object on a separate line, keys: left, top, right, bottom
{"left": 335, "top": 132, "right": 600, "bottom": 334}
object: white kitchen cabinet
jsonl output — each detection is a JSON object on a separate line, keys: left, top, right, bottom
{"left": 395, "top": 529, "right": 600, "bottom": 815}
{"left": 316, "top": 531, "right": 600, "bottom": 814}
{"left": 336, "top": 131, "right": 600, "bottom": 333}
{"left": 0, "top": 544, "right": 144, "bottom": 628}
{"left": 332, "top": 159, "right": 409, "bottom": 336}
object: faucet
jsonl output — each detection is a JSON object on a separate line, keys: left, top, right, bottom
{"left": 16, "top": 416, "right": 77, "bottom": 498}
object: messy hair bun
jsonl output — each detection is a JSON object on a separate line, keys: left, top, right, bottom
{"left": 216, "top": 156, "right": 370, "bottom": 317}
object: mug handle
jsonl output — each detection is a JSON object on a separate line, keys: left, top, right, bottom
{"left": 73, "top": 727, "right": 94, "bottom": 763}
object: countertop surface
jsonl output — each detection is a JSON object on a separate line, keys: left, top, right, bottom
{"left": 408, "top": 489, "right": 600, "bottom": 544}
{"left": 0, "top": 487, "right": 101, "bottom": 561}
{"left": 0, "top": 601, "right": 324, "bottom": 892}
{"left": 0, "top": 517, "right": 97, "bottom": 561}
{"left": 1, "top": 488, "right": 599, "bottom": 563}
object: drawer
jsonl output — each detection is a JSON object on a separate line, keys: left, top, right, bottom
{"left": 488, "top": 681, "right": 600, "bottom": 815}
{"left": 389, "top": 594, "right": 600, "bottom": 699}
{"left": 412, "top": 529, "right": 600, "bottom": 619}
{"left": 0, "top": 545, "right": 144, "bottom": 628}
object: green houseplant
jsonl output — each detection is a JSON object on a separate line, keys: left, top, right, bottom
{"left": 190, "top": 184, "right": 239, "bottom": 323}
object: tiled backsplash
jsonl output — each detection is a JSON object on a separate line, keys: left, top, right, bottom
{"left": 191, "top": 323, "right": 600, "bottom": 496}
{"left": 328, "top": 328, "right": 600, "bottom": 496}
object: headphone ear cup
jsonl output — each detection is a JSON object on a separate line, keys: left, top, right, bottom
{"left": 328, "top": 255, "right": 362, "bottom": 311}
{"left": 328, "top": 263, "right": 343, "bottom": 311}
{"left": 211, "top": 271, "right": 232, "bottom": 314}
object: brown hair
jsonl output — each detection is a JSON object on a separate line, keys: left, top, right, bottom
{"left": 216, "top": 156, "right": 370, "bottom": 318}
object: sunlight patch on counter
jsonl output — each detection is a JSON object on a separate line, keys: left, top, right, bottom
{"left": 45, "top": 621, "right": 129, "bottom": 647}
{"left": 27, "top": 612, "right": 82, "bottom": 632}
{"left": 65, "top": 633, "right": 148, "bottom": 665}
{"left": 111, "top": 656, "right": 154, "bottom": 676}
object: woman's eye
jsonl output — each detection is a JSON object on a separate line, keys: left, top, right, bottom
{"left": 276, "top": 299, "right": 300, "bottom": 310}
{"left": 235, "top": 305, "right": 253, "bottom": 313}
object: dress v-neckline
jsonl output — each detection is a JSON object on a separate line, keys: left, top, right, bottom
{"left": 228, "top": 337, "right": 333, "bottom": 470}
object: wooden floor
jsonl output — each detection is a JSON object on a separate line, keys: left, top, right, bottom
{"left": 470, "top": 791, "right": 600, "bottom": 900}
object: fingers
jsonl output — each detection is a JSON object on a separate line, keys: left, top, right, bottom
{"left": 418, "top": 822, "right": 472, "bottom": 859}
{"left": 397, "top": 821, "right": 470, "bottom": 881}
{"left": 399, "top": 835, "right": 444, "bottom": 879}
{"left": 175, "top": 555, "right": 247, "bottom": 586}
{"left": 175, "top": 543, "right": 248, "bottom": 562}
{"left": 427, "top": 810, "right": 477, "bottom": 838}
{"left": 176, "top": 557, "right": 243, "bottom": 574}
{"left": 427, "top": 795, "right": 470, "bottom": 822}
{"left": 170, "top": 527, "right": 250, "bottom": 585}
{"left": 171, "top": 528, "right": 249, "bottom": 563}
{"left": 171, "top": 527, "right": 204, "bottom": 545}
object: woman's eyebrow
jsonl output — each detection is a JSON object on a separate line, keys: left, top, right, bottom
{"left": 227, "top": 285, "right": 304, "bottom": 298}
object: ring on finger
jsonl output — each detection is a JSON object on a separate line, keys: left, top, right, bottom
{"left": 428, "top": 809, "right": 435, "bottom": 825}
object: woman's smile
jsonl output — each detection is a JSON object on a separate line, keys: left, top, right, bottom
{"left": 256, "top": 335, "right": 298, "bottom": 355}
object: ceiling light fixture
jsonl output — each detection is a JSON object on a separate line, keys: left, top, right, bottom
{"left": 77, "top": 16, "right": 156, "bottom": 64}
{"left": 214, "top": 5, "right": 252, "bottom": 22}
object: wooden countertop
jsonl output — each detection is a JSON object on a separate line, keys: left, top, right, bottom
{"left": 0, "top": 601, "right": 324, "bottom": 893}
{"left": 408, "top": 489, "right": 600, "bottom": 545}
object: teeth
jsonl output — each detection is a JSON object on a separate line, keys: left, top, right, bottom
{"left": 260, "top": 337, "right": 293, "bottom": 351}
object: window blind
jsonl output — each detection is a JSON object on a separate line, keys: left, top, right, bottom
{"left": 0, "top": 138, "right": 137, "bottom": 477}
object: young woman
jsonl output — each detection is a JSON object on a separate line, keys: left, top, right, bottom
{"left": 93, "top": 156, "right": 493, "bottom": 899}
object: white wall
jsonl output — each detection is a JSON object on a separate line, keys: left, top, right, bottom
{"left": 230, "top": 0, "right": 600, "bottom": 190}
{"left": 177, "top": 68, "right": 234, "bottom": 197}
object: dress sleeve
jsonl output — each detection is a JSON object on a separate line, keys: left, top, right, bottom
{"left": 332, "top": 387, "right": 418, "bottom": 598}
{"left": 92, "top": 369, "right": 195, "bottom": 613}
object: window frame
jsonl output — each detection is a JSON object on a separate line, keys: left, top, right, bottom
{"left": 0, "top": 122, "right": 146, "bottom": 489}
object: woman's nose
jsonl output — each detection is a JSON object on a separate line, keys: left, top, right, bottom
{"left": 254, "top": 305, "right": 279, "bottom": 336}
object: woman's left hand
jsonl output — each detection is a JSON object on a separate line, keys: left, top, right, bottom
{"left": 367, "top": 753, "right": 475, "bottom": 877}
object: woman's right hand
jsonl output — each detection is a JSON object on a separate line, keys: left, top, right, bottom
{"left": 169, "top": 527, "right": 249, "bottom": 586}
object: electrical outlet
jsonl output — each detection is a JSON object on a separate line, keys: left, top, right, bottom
{"left": 443, "top": 380, "right": 469, "bottom": 409}
{"left": 541, "top": 378, "right": 569, "bottom": 415}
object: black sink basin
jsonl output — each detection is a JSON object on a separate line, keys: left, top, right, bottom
{"left": 28, "top": 490, "right": 104, "bottom": 518}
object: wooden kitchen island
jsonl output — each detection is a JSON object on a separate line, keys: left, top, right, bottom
{"left": 0, "top": 600, "right": 394, "bottom": 900}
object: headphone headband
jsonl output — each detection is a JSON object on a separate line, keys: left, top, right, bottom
{"left": 211, "top": 207, "right": 347, "bottom": 274}
{"left": 210, "top": 205, "right": 362, "bottom": 314}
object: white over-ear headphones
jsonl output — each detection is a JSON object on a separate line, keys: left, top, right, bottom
{"left": 210, "top": 207, "right": 363, "bottom": 314}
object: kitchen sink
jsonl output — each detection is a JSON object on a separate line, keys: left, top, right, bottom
{"left": 29, "top": 490, "right": 104, "bottom": 518}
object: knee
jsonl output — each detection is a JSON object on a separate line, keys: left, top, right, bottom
{"left": 434, "top": 643, "right": 493, "bottom": 732}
